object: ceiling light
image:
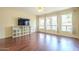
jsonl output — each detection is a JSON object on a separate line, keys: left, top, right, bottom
{"left": 37, "top": 7, "right": 44, "bottom": 12}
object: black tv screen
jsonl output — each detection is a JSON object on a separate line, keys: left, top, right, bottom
{"left": 18, "top": 18, "right": 30, "bottom": 26}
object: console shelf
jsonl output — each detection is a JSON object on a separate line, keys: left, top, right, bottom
{"left": 12, "top": 26, "right": 30, "bottom": 38}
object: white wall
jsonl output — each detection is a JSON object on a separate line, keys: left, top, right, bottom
{"left": 0, "top": 27, "right": 5, "bottom": 39}
{"left": 0, "top": 7, "right": 36, "bottom": 39}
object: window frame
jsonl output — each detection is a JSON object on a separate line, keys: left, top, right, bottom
{"left": 39, "top": 17, "right": 45, "bottom": 29}
{"left": 61, "top": 13, "right": 72, "bottom": 32}
{"left": 51, "top": 16, "right": 57, "bottom": 31}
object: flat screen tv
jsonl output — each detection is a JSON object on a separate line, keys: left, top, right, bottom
{"left": 18, "top": 18, "right": 30, "bottom": 26}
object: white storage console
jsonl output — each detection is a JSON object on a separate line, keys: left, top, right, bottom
{"left": 12, "top": 26, "right": 30, "bottom": 38}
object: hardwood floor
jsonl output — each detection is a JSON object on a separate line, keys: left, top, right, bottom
{"left": 0, "top": 32, "right": 79, "bottom": 51}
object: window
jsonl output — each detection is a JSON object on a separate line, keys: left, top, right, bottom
{"left": 39, "top": 17, "right": 45, "bottom": 29}
{"left": 46, "top": 17, "right": 51, "bottom": 30}
{"left": 61, "top": 13, "right": 72, "bottom": 32}
{"left": 46, "top": 16, "right": 57, "bottom": 31}
{"left": 51, "top": 16, "right": 57, "bottom": 31}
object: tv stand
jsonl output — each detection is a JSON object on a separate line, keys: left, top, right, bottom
{"left": 12, "top": 26, "right": 31, "bottom": 38}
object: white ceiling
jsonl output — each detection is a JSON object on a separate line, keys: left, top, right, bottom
{"left": 16, "top": 7, "right": 70, "bottom": 15}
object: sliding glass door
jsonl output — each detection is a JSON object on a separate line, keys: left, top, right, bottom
{"left": 38, "top": 16, "right": 58, "bottom": 32}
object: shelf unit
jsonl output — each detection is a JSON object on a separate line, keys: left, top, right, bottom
{"left": 12, "top": 26, "right": 30, "bottom": 38}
